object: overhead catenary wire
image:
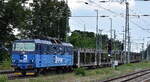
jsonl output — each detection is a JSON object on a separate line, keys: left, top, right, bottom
{"left": 130, "top": 20, "right": 150, "bottom": 33}
{"left": 86, "top": 0, "right": 150, "bottom": 34}
{"left": 70, "top": 20, "right": 84, "bottom": 30}
{"left": 69, "top": 0, "right": 150, "bottom": 42}
{"left": 70, "top": 15, "right": 150, "bottom": 33}
{"left": 73, "top": 0, "right": 149, "bottom": 54}
{"left": 138, "top": 18, "right": 150, "bottom": 29}
{"left": 128, "top": 6, "right": 150, "bottom": 31}
{"left": 73, "top": 0, "right": 150, "bottom": 33}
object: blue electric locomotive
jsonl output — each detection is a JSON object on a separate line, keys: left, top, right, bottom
{"left": 11, "top": 39, "right": 73, "bottom": 75}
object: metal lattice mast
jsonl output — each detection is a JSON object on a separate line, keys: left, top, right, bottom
{"left": 124, "top": 1, "right": 130, "bottom": 64}
{"left": 96, "top": 10, "right": 99, "bottom": 51}
{"left": 124, "top": 2, "right": 127, "bottom": 64}
{"left": 126, "top": 2, "right": 131, "bottom": 63}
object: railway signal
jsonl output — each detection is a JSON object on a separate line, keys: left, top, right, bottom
{"left": 108, "top": 40, "right": 112, "bottom": 56}
{"left": 121, "top": 43, "right": 124, "bottom": 51}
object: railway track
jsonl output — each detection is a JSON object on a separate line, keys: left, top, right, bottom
{"left": 102, "top": 69, "right": 150, "bottom": 82}
{"left": 142, "top": 78, "right": 150, "bottom": 82}
{"left": 0, "top": 70, "right": 14, "bottom": 74}
{"left": 2, "top": 68, "right": 150, "bottom": 81}
{"left": 7, "top": 74, "right": 36, "bottom": 80}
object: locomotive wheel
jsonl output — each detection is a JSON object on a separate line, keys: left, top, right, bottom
{"left": 34, "top": 69, "right": 40, "bottom": 76}
{"left": 56, "top": 67, "right": 65, "bottom": 73}
{"left": 22, "top": 71, "right": 26, "bottom": 76}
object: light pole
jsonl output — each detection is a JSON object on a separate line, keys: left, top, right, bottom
{"left": 99, "top": 29, "right": 103, "bottom": 50}
{"left": 95, "top": 9, "right": 99, "bottom": 51}
{"left": 84, "top": 2, "right": 99, "bottom": 51}
{"left": 110, "top": 18, "right": 113, "bottom": 40}
{"left": 109, "top": 18, "right": 113, "bottom": 61}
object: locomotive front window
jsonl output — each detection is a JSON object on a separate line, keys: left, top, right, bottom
{"left": 13, "top": 42, "right": 35, "bottom": 51}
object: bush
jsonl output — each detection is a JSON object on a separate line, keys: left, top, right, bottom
{"left": 143, "top": 61, "right": 149, "bottom": 63}
{"left": 95, "top": 70, "right": 100, "bottom": 74}
{"left": 125, "top": 63, "right": 133, "bottom": 67}
{"left": 0, "top": 60, "right": 11, "bottom": 70}
{"left": 0, "top": 75, "right": 8, "bottom": 82}
{"left": 95, "top": 70, "right": 103, "bottom": 74}
{"left": 0, "top": 49, "right": 10, "bottom": 62}
{"left": 74, "top": 67, "right": 86, "bottom": 76}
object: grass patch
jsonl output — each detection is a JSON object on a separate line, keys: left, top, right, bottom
{"left": 0, "top": 61, "right": 11, "bottom": 70}
{"left": 0, "top": 75, "right": 8, "bottom": 82}
{"left": 74, "top": 67, "right": 86, "bottom": 76}
{"left": 7, "top": 61, "right": 150, "bottom": 82}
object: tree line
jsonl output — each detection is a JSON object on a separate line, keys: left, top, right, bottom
{"left": 0, "top": 0, "right": 123, "bottom": 62}
{"left": 0, "top": 0, "right": 70, "bottom": 44}
{"left": 0, "top": 0, "right": 70, "bottom": 61}
{"left": 69, "top": 30, "right": 123, "bottom": 50}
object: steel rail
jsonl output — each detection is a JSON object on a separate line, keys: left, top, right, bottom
{"left": 121, "top": 71, "right": 150, "bottom": 82}
{"left": 102, "top": 69, "right": 150, "bottom": 82}
{"left": 0, "top": 70, "right": 14, "bottom": 74}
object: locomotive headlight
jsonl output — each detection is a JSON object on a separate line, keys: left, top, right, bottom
{"left": 12, "top": 60, "right": 16, "bottom": 63}
{"left": 12, "top": 60, "right": 18, "bottom": 63}
{"left": 22, "top": 51, "right": 25, "bottom": 54}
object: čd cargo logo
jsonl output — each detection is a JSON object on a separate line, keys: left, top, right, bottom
{"left": 54, "top": 56, "right": 64, "bottom": 64}
{"left": 20, "top": 55, "right": 28, "bottom": 62}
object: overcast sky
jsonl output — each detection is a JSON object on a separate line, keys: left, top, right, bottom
{"left": 67, "top": 0, "right": 150, "bottom": 52}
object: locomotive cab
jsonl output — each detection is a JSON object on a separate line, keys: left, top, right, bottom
{"left": 11, "top": 40, "right": 37, "bottom": 70}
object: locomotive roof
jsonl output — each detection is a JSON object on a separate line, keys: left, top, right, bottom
{"left": 62, "top": 43, "right": 73, "bottom": 47}
{"left": 35, "top": 39, "right": 52, "bottom": 44}
{"left": 14, "top": 39, "right": 73, "bottom": 47}
{"left": 14, "top": 39, "right": 52, "bottom": 44}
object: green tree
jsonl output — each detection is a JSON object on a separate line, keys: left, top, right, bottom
{"left": 69, "top": 30, "right": 122, "bottom": 50}
{"left": 22, "top": 0, "right": 71, "bottom": 41}
{"left": 0, "top": 0, "right": 29, "bottom": 44}
{"left": 0, "top": 0, "right": 29, "bottom": 61}
{"left": 69, "top": 30, "right": 96, "bottom": 48}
